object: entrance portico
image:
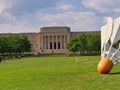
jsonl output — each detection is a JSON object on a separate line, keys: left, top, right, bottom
{"left": 40, "top": 27, "right": 70, "bottom": 53}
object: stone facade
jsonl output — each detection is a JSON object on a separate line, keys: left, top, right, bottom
{"left": 39, "top": 27, "right": 71, "bottom": 54}
{"left": 0, "top": 26, "right": 100, "bottom": 55}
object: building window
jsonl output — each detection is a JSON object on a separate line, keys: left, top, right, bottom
{"left": 54, "top": 42, "right": 56, "bottom": 49}
{"left": 58, "top": 42, "right": 60, "bottom": 49}
{"left": 50, "top": 42, "right": 52, "bottom": 49}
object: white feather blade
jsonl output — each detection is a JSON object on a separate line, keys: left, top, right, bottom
{"left": 111, "top": 17, "right": 120, "bottom": 44}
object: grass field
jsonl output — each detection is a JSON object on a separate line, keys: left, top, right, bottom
{"left": 0, "top": 55, "right": 120, "bottom": 90}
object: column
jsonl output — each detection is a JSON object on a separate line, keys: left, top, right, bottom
{"left": 67, "top": 33, "right": 70, "bottom": 43}
{"left": 52, "top": 35, "right": 54, "bottom": 50}
{"left": 64, "top": 35, "right": 66, "bottom": 49}
{"left": 53, "top": 36, "right": 55, "bottom": 49}
{"left": 66, "top": 35, "right": 67, "bottom": 44}
{"left": 41, "top": 35, "right": 43, "bottom": 50}
{"left": 60, "top": 35, "right": 62, "bottom": 49}
{"left": 48, "top": 36, "right": 50, "bottom": 49}
{"left": 44, "top": 35, "right": 46, "bottom": 50}
{"left": 43, "top": 36, "right": 45, "bottom": 49}
{"left": 56, "top": 35, "right": 58, "bottom": 49}
{"left": 62, "top": 35, "right": 64, "bottom": 49}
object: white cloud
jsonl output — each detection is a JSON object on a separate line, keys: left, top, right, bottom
{"left": 0, "top": 0, "right": 12, "bottom": 14}
{"left": 0, "top": 0, "right": 103, "bottom": 33}
{"left": 113, "top": 8, "right": 120, "bottom": 13}
{"left": 2, "top": 12, "right": 17, "bottom": 22}
{"left": 56, "top": 2, "right": 74, "bottom": 11}
{"left": 0, "top": 23, "right": 38, "bottom": 33}
{"left": 82, "top": 0, "right": 120, "bottom": 13}
{"left": 37, "top": 11, "right": 100, "bottom": 31}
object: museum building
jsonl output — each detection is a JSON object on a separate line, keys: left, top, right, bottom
{"left": 0, "top": 26, "right": 100, "bottom": 55}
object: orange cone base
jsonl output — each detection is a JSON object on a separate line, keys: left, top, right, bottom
{"left": 97, "top": 58, "right": 113, "bottom": 74}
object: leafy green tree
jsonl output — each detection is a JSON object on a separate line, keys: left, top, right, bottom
{"left": 86, "top": 33, "right": 101, "bottom": 52}
{"left": 66, "top": 36, "right": 80, "bottom": 53}
{"left": 0, "top": 35, "right": 31, "bottom": 59}
{"left": 66, "top": 33, "right": 101, "bottom": 54}
{"left": 77, "top": 33, "right": 87, "bottom": 53}
{"left": 16, "top": 35, "right": 31, "bottom": 54}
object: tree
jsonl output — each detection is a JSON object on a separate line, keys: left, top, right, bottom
{"left": 66, "top": 36, "right": 80, "bottom": 53}
{"left": 66, "top": 33, "right": 101, "bottom": 54}
{"left": 0, "top": 35, "right": 31, "bottom": 60}
{"left": 77, "top": 33, "right": 87, "bottom": 53}
{"left": 86, "top": 33, "right": 101, "bottom": 52}
{"left": 16, "top": 35, "right": 31, "bottom": 54}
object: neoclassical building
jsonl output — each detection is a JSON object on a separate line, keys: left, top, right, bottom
{"left": 0, "top": 26, "right": 100, "bottom": 55}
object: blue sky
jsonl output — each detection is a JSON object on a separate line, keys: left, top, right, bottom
{"left": 0, "top": 0, "right": 120, "bottom": 33}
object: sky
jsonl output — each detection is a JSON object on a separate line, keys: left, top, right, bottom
{"left": 0, "top": 0, "right": 120, "bottom": 33}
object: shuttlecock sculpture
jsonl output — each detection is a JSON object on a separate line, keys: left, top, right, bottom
{"left": 97, "top": 17, "right": 120, "bottom": 74}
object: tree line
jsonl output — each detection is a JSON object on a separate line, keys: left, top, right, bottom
{"left": 0, "top": 35, "right": 31, "bottom": 61}
{"left": 66, "top": 33, "right": 101, "bottom": 55}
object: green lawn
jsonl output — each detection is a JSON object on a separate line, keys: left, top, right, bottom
{"left": 0, "top": 55, "right": 120, "bottom": 90}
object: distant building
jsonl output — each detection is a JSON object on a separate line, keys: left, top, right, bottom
{"left": 0, "top": 26, "right": 100, "bottom": 55}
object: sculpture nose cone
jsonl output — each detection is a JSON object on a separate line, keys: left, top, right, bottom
{"left": 97, "top": 58, "right": 113, "bottom": 74}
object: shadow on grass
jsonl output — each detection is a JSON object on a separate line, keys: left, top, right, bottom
{"left": 109, "top": 72, "right": 120, "bottom": 75}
